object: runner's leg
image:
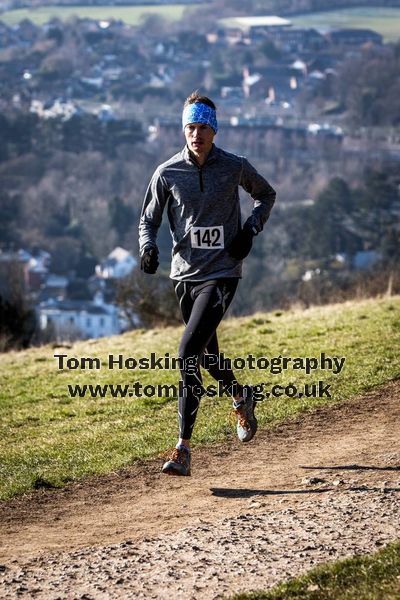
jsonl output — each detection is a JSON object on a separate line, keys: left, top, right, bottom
{"left": 173, "top": 279, "right": 239, "bottom": 440}
{"left": 202, "top": 333, "right": 242, "bottom": 399}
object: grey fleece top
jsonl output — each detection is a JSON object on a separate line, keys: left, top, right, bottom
{"left": 139, "top": 144, "right": 276, "bottom": 281}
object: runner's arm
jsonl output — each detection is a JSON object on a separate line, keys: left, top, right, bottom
{"left": 138, "top": 168, "right": 170, "bottom": 255}
{"left": 239, "top": 158, "right": 276, "bottom": 234}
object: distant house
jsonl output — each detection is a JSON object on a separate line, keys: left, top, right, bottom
{"left": 222, "top": 28, "right": 247, "bottom": 46}
{"left": 26, "top": 249, "right": 51, "bottom": 292}
{"left": 242, "top": 68, "right": 265, "bottom": 98}
{"left": 37, "top": 292, "right": 123, "bottom": 341}
{"left": 206, "top": 29, "right": 226, "bottom": 45}
{"left": 268, "top": 27, "right": 326, "bottom": 53}
{"left": 0, "top": 248, "right": 56, "bottom": 298}
{"left": 97, "top": 104, "right": 116, "bottom": 121}
{"left": 40, "top": 273, "right": 69, "bottom": 301}
{"left": 326, "top": 29, "right": 382, "bottom": 47}
{"left": 221, "top": 86, "right": 245, "bottom": 100}
{"left": 223, "top": 15, "right": 291, "bottom": 38}
{"left": 307, "top": 54, "right": 339, "bottom": 73}
{"left": 30, "top": 98, "right": 83, "bottom": 121}
{"left": 80, "top": 76, "right": 104, "bottom": 91}
{"left": 255, "top": 64, "right": 306, "bottom": 102}
{"left": 95, "top": 247, "right": 137, "bottom": 280}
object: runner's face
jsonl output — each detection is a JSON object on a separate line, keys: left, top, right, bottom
{"left": 184, "top": 123, "right": 215, "bottom": 158}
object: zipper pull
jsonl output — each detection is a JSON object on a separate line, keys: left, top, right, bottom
{"left": 198, "top": 167, "right": 204, "bottom": 192}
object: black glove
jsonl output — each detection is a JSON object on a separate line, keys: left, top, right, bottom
{"left": 140, "top": 246, "right": 159, "bottom": 274}
{"left": 227, "top": 223, "right": 256, "bottom": 260}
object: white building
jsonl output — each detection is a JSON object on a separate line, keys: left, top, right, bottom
{"left": 37, "top": 292, "right": 122, "bottom": 341}
{"left": 30, "top": 98, "right": 83, "bottom": 121}
{"left": 95, "top": 246, "right": 137, "bottom": 279}
{"left": 225, "top": 15, "right": 291, "bottom": 31}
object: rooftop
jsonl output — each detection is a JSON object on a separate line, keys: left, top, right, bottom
{"left": 221, "top": 15, "right": 291, "bottom": 30}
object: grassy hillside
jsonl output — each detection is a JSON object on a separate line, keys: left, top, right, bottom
{"left": 0, "top": 4, "right": 193, "bottom": 26}
{"left": 291, "top": 7, "right": 400, "bottom": 43}
{"left": 230, "top": 541, "right": 400, "bottom": 600}
{"left": 0, "top": 295, "right": 399, "bottom": 500}
{"left": 3, "top": 4, "right": 400, "bottom": 39}
{"left": 221, "top": 7, "right": 400, "bottom": 43}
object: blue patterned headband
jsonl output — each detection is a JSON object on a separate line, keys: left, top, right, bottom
{"left": 182, "top": 102, "right": 218, "bottom": 133}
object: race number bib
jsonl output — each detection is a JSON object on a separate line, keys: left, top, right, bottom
{"left": 190, "top": 226, "right": 224, "bottom": 249}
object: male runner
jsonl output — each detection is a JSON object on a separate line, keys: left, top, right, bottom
{"left": 139, "top": 91, "right": 276, "bottom": 476}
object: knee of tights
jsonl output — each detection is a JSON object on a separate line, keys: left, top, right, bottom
{"left": 178, "top": 351, "right": 199, "bottom": 371}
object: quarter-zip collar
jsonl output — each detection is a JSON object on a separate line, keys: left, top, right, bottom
{"left": 182, "top": 143, "right": 218, "bottom": 167}
{"left": 182, "top": 144, "right": 218, "bottom": 193}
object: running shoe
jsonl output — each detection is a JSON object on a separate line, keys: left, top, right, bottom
{"left": 162, "top": 445, "right": 191, "bottom": 476}
{"left": 233, "top": 386, "right": 258, "bottom": 442}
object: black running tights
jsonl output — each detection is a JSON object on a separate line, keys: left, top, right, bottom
{"left": 172, "top": 278, "right": 242, "bottom": 439}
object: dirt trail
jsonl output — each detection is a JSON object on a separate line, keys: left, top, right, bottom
{"left": 0, "top": 380, "right": 399, "bottom": 599}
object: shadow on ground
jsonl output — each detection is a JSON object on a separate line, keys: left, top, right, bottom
{"left": 210, "top": 487, "right": 400, "bottom": 498}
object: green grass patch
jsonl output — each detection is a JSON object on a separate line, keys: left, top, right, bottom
{"left": 221, "top": 8, "right": 400, "bottom": 43}
{"left": 291, "top": 7, "right": 400, "bottom": 43}
{"left": 0, "top": 296, "right": 399, "bottom": 500}
{"left": 0, "top": 4, "right": 195, "bottom": 27}
{"left": 228, "top": 540, "right": 400, "bottom": 599}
